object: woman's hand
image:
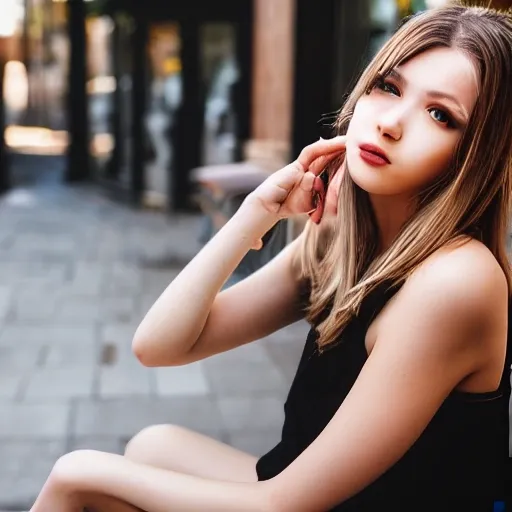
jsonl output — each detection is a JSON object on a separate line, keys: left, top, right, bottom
{"left": 245, "top": 136, "right": 346, "bottom": 226}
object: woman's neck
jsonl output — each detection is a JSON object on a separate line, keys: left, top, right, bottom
{"left": 369, "top": 193, "right": 415, "bottom": 252}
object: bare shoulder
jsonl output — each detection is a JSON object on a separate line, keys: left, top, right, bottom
{"left": 371, "top": 239, "right": 508, "bottom": 392}
{"left": 376, "top": 240, "right": 509, "bottom": 345}
{"left": 405, "top": 239, "right": 508, "bottom": 311}
{"left": 379, "top": 238, "right": 508, "bottom": 358}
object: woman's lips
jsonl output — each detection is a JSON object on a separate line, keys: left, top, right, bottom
{"left": 359, "top": 143, "right": 390, "bottom": 166}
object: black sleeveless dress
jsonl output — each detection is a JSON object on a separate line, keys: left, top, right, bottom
{"left": 256, "top": 284, "right": 511, "bottom": 511}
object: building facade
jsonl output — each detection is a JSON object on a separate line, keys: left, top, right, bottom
{"left": 0, "top": 0, "right": 511, "bottom": 209}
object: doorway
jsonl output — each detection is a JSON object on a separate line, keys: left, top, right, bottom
{"left": 94, "top": 0, "right": 252, "bottom": 212}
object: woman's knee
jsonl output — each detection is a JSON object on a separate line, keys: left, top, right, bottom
{"left": 124, "top": 424, "right": 185, "bottom": 462}
{"left": 48, "top": 450, "right": 98, "bottom": 491}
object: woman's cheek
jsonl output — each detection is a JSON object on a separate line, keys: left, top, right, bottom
{"left": 416, "top": 147, "right": 455, "bottom": 185}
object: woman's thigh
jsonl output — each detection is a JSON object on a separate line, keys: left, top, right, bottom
{"left": 124, "top": 424, "right": 259, "bottom": 483}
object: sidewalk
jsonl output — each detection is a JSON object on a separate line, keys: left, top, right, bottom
{"left": 0, "top": 183, "right": 308, "bottom": 510}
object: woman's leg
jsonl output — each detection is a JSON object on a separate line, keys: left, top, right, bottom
{"left": 123, "top": 424, "right": 258, "bottom": 482}
{"left": 32, "top": 425, "right": 258, "bottom": 512}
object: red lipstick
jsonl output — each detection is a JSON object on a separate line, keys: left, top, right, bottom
{"left": 359, "top": 143, "right": 390, "bottom": 166}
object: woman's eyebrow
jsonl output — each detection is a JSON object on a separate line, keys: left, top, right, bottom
{"left": 386, "top": 69, "right": 469, "bottom": 122}
{"left": 387, "top": 69, "right": 405, "bottom": 84}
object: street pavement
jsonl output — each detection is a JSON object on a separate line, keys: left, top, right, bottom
{"left": 0, "top": 182, "right": 308, "bottom": 510}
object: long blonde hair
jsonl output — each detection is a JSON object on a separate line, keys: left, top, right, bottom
{"left": 299, "top": 5, "right": 512, "bottom": 350}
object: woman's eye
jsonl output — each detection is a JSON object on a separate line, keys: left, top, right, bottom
{"left": 377, "top": 79, "right": 400, "bottom": 96}
{"left": 428, "top": 108, "right": 453, "bottom": 126}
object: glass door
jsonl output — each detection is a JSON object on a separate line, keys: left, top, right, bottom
{"left": 85, "top": 13, "right": 115, "bottom": 178}
{"left": 140, "top": 20, "right": 243, "bottom": 211}
{"left": 125, "top": 3, "right": 252, "bottom": 212}
{"left": 142, "top": 22, "right": 182, "bottom": 210}
{"left": 199, "top": 22, "right": 240, "bottom": 167}
{"left": 87, "top": 1, "right": 252, "bottom": 210}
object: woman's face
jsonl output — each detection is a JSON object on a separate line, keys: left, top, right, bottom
{"left": 344, "top": 47, "right": 479, "bottom": 198}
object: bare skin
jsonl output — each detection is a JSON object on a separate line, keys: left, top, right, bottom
{"left": 80, "top": 425, "right": 258, "bottom": 512}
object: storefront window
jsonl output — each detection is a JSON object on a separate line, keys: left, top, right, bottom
{"left": 143, "top": 22, "right": 182, "bottom": 208}
{"left": 26, "top": 0, "right": 69, "bottom": 130}
{"left": 3, "top": 0, "right": 69, "bottom": 155}
{"left": 2, "top": 0, "right": 27, "bottom": 127}
{"left": 200, "top": 23, "right": 240, "bottom": 167}
{"left": 86, "top": 13, "right": 115, "bottom": 174}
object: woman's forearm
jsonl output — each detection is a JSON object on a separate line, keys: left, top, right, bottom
{"left": 132, "top": 202, "right": 277, "bottom": 366}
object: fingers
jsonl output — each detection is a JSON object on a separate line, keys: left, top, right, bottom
{"left": 299, "top": 171, "right": 316, "bottom": 193}
{"left": 296, "top": 171, "right": 319, "bottom": 215}
{"left": 297, "top": 136, "right": 347, "bottom": 174}
{"left": 251, "top": 238, "right": 263, "bottom": 251}
{"left": 308, "top": 151, "right": 343, "bottom": 176}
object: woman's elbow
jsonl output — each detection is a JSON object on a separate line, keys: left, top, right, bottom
{"left": 132, "top": 334, "right": 155, "bottom": 367}
{"left": 131, "top": 328, "right": 165, "bottom": 367}
{"left": 131, "top": 329, "right": 186, "bottom": 367}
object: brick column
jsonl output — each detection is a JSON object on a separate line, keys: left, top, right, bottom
{"left": 245, "top": 0, "right": 296, "bottom": 168}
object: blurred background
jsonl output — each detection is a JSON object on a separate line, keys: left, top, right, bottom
{"left": 0, "top": 0, "right": 510, "bottom": 509}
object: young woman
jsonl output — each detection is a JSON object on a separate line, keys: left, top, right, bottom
{"left": 31, "top": 4, "right": 511, "bottom": 511}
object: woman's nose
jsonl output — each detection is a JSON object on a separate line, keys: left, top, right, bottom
{"left": 377, "top": 109, "right": 403, "bottom": 141}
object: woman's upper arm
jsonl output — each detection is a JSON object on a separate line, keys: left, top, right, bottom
{"left": 175, "top": 233, "right": 306, "bottom": 365}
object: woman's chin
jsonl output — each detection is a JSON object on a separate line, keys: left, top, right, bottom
{"left": 347, "top": 160, "right": 415, "bottom": 197}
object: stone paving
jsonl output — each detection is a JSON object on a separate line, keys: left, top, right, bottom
{"left": 0, "top": 183, "right": 308, "bottom": 510}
